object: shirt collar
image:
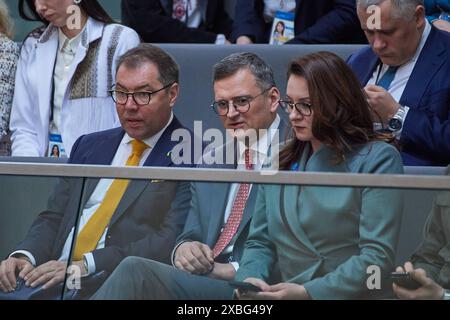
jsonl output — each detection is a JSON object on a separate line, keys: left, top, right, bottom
{"left": 237, "top": 114, "right": 280, "bottom": 160}
{"left": 58, "top": 25, "right": 85, "bottom": 53}
{"left": 121, "top": 112, "right": 174, "bottom": 150}
{"left": 410, "top": 19, "right": 431, "bottom": 64}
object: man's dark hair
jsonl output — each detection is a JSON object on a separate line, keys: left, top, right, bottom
{"left": 116, "top": 43, "right": 179, "bottom": 86}
{"left": 213, "top": 52, "right": 276, "bottom": 91}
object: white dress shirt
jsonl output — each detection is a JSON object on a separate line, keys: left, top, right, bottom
{"left": 12, "top": 114, "right": 174, "bottom": 275}
{"left": 52, "top": 28, "right": 83, "bottom": 137}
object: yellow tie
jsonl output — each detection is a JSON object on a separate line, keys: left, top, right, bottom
{"left": 73, "top": 140, "right": 149, "bottom": 261}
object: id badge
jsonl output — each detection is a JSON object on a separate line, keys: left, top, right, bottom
{"left": 48, "top": 133, "right": 67, "bottom": 158}
{"left": 269, "top": 11, "right": 295, "bottom": 45}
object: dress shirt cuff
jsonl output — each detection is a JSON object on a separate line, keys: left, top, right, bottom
{"left": 394, "top": 105, "right": 410, "bottom": 140}
{"left": 10, "top": 250, "right": 36, "bottom": 266}
{"left": 215, "top": 34, "right": 226, "bottom": 45}
{"left": 83, "top": 253, "right": 96, "bottom": 276}
{"left": 171, "top": 241, "right": 188, "bottom": 267}
{"left": 230, "top": 261, "right": 239, "bottom": 272}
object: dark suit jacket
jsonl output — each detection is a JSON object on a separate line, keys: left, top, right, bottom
{"left": 14, "top": 116, "right": 194, "bottom": 273}
{"left": 121, "top": 0, "right": 233, "bottom": 43}
{"left": 231, "top": 0, "right": 366, "bottom": 44}
{"left": 348, "top": 28, "right": 450, "bottom": 166}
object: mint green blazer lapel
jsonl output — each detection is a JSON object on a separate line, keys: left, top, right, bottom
{"left": 280, "top": 184, "right": 320, "bottom": 257}
{"left": 279, "top": 143, "right": 320, "bottom": 257}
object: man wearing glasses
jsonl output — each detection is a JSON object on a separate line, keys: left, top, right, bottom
{"left": 0, "top": 44, "right": 194, "bottom": 299}
{"left": 92, "top": 52, "right": 287, "bottom": 299}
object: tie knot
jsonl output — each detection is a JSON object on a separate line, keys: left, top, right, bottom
{"left": 131, "top": 139, "right": 149, "bottom": 158}
{"left": 386, "top": 66, "right": 399, "bottom": 73}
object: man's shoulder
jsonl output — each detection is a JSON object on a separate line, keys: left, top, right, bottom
{"left": 78, "top": 127, "right": 123, "bottom": 145}
{"left": 69, "top": 127, "right": 123, "bottom": 162}
{"left": 347, "top": 45, "right": 375, "bottom": 66}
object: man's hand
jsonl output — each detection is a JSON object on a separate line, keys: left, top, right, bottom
{"left": 174, "top": 241, "right": 214, "bottom": 275}
{"left": 393, "top": 261, "right": 445, "bottom": 300}
{"left": 364, "top": 85, "right": 401, "bottom": 123}
{"left": 236, "top": 36, "right": 253, "bottom": 45}
{"left": 207, "top": 262, "right": 236, "bottom": 281}
{"left": 23, "top": 260, "right": 68, "bottom": 290}
{"left": 236, "top": 278, "right": 311, "bottom": 300}
{"left": 0, "top": 257, "right": 34, "bottom": 293}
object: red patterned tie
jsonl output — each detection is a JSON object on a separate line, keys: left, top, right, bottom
{"left": 213, "top": 149, "right": 253, "bottom": 258}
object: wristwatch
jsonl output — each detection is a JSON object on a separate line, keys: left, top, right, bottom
{"left": 388, "top": 105, "right": 407, "bottom": 132}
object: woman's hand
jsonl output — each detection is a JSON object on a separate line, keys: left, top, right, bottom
{"left": 236, "top": 278, "right": 311, "bottom": 300}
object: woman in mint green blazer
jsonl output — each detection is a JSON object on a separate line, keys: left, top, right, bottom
{"left": 235, "top": 52, "right": 404, "bottom": 300}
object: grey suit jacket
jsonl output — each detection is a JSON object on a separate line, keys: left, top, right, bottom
{"left": 173, "top": 117, "right": 288, "bottom": 265}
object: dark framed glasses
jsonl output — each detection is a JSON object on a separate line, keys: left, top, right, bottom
{"left": 279, "top": 100, "right": 313, "bottom": 116}
{"left": 109, "top": 82, "right": 175, "bottom": 106}
{"left": 211, "top": 88, "right": 270, "bottom": 116}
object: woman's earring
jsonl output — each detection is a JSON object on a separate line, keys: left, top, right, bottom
{"left": 74, "top": 0, "right": 82, "bottom": 4}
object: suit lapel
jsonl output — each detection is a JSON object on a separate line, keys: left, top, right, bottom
{"left": 36, "top": 27, "right": 58, "bottom": 132}
{"left": 400, "top": 28, "right": 446, "bottom": 107}
{"left": 280, "top": 184, "right": 319, "bottom": 257}
{"left": 80, "top": 128, "right": 125, "bottom": 208}
{"left": 280, "top": 143, "right": 319, "bottom": 256}
{"left": 235, "top": 183, "right": 257, "bottom": 239}
{"left": 362, "top": 54, "right": 380, "bottom": 85}
{"left": 109, "top": 117, "right": 183, "bottom": 226}
{"left": 206, "top": 183, "right": 232, "bottom": 246}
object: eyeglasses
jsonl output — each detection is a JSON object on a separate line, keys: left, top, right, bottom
{"left": 279, "top": 100, "right": 313, "bottom": 116}
{"left": 109, "top": 82, "right": 175, "bottom": 106}
{"left": 211, "top": 88, "right": 270, "bottom": 116}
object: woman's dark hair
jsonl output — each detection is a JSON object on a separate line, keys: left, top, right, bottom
{"left": 18, "top": 0, "right": 115, "bottom": 25}
{"left": 279, "top": 51, "right": 393, "bottom": 170}
{"left": 275, "top": 21, "right": 285, "bottom": 35}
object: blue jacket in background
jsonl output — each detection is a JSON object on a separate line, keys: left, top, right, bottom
{"left": 348, "top": 28, "right": 450, "bottom": 166}
{"left": 231, "top": 0, "right": 366, "bottom": 44}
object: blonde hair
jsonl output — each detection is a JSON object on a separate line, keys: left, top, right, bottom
{"left": 0, "top": 0, "right": 14, "bottom": 38}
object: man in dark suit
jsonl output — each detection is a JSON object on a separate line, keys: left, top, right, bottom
{"left": 121, "top": 0, "right": 233, "bottom": 43}
{"left": 91, "top": 52, "right": 286, "bottom": 299}
{"left": 0, "top": 44, "right": 193, "bottom": 298}
{"left": 232, "top": 0, "right": 367, "bottom": 44}
{"left": 348, "top": 0, "right": 450, "bottom": 166}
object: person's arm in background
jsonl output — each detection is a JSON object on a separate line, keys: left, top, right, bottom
{"left": 9, "top": 37, "right": 43, "bottom": 156}
{"left": 410, "top": 192, "right": 450, "bottom": 283}
{"left": 287, "top": 0, "right": 365, "bottom": 44}
{"left": 231, "top": 0, "right": 267, "bottom": 44}
{"left": 0, "top": 40, "right": 19, "bottom": 140}
{"left": 121, "top": 0, "right": 220, "bottom": 43}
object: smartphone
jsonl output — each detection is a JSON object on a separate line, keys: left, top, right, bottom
{"left": 390, "top": 272, "right": 422, "bottom": 290}
{"left": 228, "top": 280, "right": 262, "bottom": 292}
